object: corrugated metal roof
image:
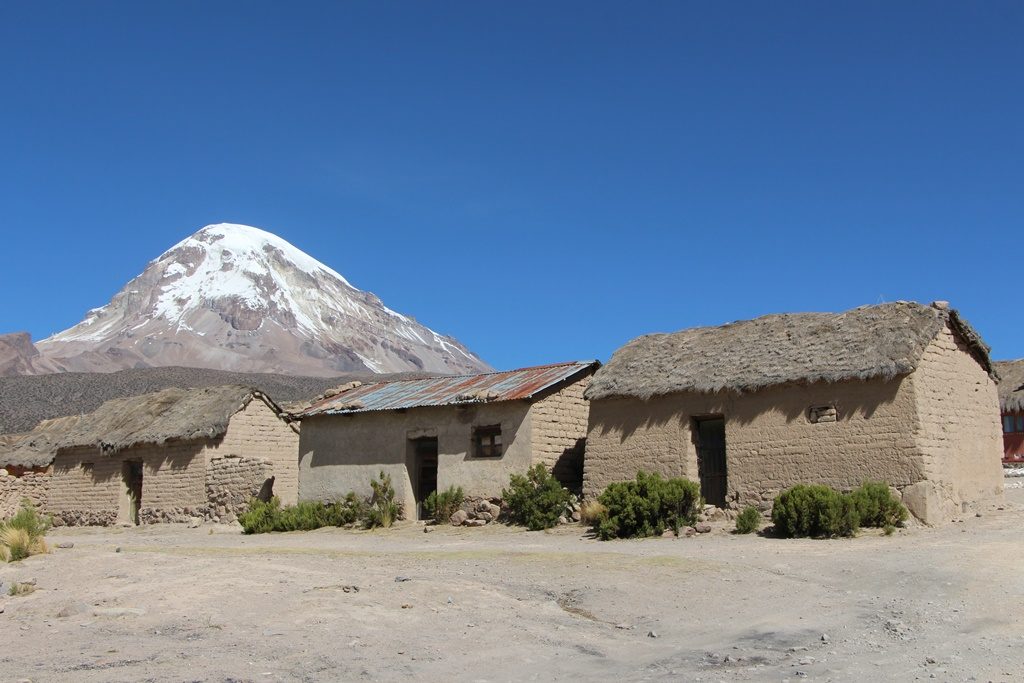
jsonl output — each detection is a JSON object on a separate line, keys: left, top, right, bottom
{"left": 299, "top": 361, "right": 600, "bottom": 417}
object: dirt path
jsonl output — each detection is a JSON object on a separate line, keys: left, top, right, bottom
{"left": 2, "top": 491, "right": 1023, "bottom": 682}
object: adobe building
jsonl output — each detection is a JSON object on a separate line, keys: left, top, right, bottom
{"left": 995, "top": 359, "right": 1024, "bottom": 463}
{"left": 0, "top": 385, "right": 298, "bottom": 525}
{"left": 295, "top": 361, "right": 599, "bottom": 519}
{"left": 583, "top": 302, "right": 1004, "bottom": 525}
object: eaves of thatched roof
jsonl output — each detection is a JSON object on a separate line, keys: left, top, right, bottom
{"left": 995, "top": 359, "right": 1024, "bottom": 412}
{"left": 585, "top": 301, "right": 994, "bottom": 402}
{"left": 0, "top": 385, "right": 286, "bottom": 469}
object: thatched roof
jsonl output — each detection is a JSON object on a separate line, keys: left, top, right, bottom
{"left": 995, "top": 360, "right": 1024, "bottom": 412}
{"left": 0, "top": 385, "right": 283, "bottom": 468}
{"left": 586, "top": 301, "right": 994, "bottom": 402}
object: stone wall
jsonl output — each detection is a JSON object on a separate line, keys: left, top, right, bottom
{"left": 0, "top": 469, "right": 50, "bottom": 519}
{"left": 204, "top": 455, "right": 273, "bottom": 522}
{"left": 205, "top": 398, "right": 300, "bottom": 505}
{"left": 904, "top": 323, "right": 1004, "bottom": 522}
{"left": 299, "top": 401, "right": 533, "bottom": 519}
{"left": 584, "top": 376, "right": 924, "bottom": 509}
{"left": 530, "top": 375, "right": 591, "bottom": 491}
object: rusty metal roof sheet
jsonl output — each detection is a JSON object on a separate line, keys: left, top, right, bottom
{"left": 298, "top": 361, "right": 600, "bottom": 417}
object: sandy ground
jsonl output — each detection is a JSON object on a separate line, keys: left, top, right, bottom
{"left": 2, "top": 491, "right": 1023, "bottom": 682}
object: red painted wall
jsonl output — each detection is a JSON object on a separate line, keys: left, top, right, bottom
{"left": 1004, "top": 411, "right": 1024, "bottom": 462}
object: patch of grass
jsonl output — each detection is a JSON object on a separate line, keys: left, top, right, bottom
{"left": 579, "top": 500, "right": 607, "bottom": 526}
{"left": 734, "top": 506, "right": 762, "bottom": 534}
{"left": 8, "top": 581, "right": 36, "bottom": 597}
{"left": 423, "top": 486, "right": 465, "bottom": 524}
{"left": 502, "top": 464, "right": 573, "bottom": 531}
{"left": 1, "top": 500, "right": 50, "bottom": 561}
{"left": 595, "top": 471, "right": 702, "bottom": 540}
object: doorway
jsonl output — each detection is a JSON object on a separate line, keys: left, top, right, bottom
{"left": 121, "top": 460, "right": 144, "bottom": 525}
{"left": 409, "top": 437, "right": 438, "bottom": 520}
{"left": 695, "top": 417, "right": 727, "bottom": 508}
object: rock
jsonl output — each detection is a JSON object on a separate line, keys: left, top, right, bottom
{"left": 55, "top": 601, "right": 89, "bottom": 618}
{"left": 56, "top": 542, "right": 74, "bottom": 549}
{"left": 476, "top": 500, "right": 491, "bottom": 513}
{"left": 187, "top": 517, "right": 202, "bottom": 529}
{"left": 694, "top": 523, "right": 712, "bottom": 534}
{"left": 661, "top": 529, "right": 675, "bottom": 538}
{"left": 486, "top": 503, "right": 501, "bottom": 518}
{"left": 423, "top": 525, "right": 433, "bottom": 533}
{"left": 464, "top": 519, "right": 486, "bottom": 527}
{"left": 647, "top": 630, "right": 658, "bottom": 638}
{"left": 450, "top": 510, "right": 469, "bottom": 526}
{"left": 682, "top": 526, "right": 696, "bottom": 537}
{"left": 615, "top": 623, "right": 633, "bottom": 630}
{"left": 557, "top": 515, "right": 568, "bottom": 525}
{"left": 114, "top": 547, "right": 122, "bottom": 553}
{"left": 821, "top": 633, "right": 830, "bottom": 643}
{"left": 476, "top": 512, "right": 493, "bottom": 522}
{"left": 571, "top": 510, "right": 582, "bottom": 522}
{"left": 395, "top": 576, "right": 411, "bottom": 582}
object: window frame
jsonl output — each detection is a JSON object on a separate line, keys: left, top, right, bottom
{"left": 472, "top": 424, "right": 503, "bottom": 458}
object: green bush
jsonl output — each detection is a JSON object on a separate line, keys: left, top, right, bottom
{"left": 595, "top": 471, "right": 702, "bottom": 540}
{"left": 238, "top": 495, "right": 366, "bottom": 534}
{"left": 365, "top": 471, "right": 401, "bottom": 529}
{"left": 502, "top": 464, "right": 572, "bottom": 531}
{"left": 771, "top": 484, "right": 860, "bottom": 538}
{"left": 848, "top": 481, "right": 908, "bottom": 528}
{"left": 423, "top": 486, "right": 465, "bottom": 524}
{"left": 735, "top": 506, "right": 762, "bottom": 534}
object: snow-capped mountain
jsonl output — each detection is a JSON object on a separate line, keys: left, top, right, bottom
{"left": 31, "top": 223, "right": 490, "bottom": 376}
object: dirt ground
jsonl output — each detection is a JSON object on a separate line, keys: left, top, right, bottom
{"left": 2, "top": 491, "right": 1023, "bottom": 682}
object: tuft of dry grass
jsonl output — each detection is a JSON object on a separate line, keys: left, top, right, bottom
{"left": 579, "top": 500, "right": 608, "bottom": 526}
{"left": 8, "top": 581, "right": 36, "bottom": 597}
{"left": 1, "top": 501, "right": 51, "bottom": 562}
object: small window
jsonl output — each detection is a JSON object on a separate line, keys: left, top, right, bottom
{"left": 1006, "top": 415, "right": 1017, "bottom": 434}
{"left": 809, "top": 405, "right": 837, "bottom": 424}
{"left": 473, "top": 425, "right": 503, "bottom": 458}
{"left": 1018, "top": 415, "right": 1024, "bottom": 433}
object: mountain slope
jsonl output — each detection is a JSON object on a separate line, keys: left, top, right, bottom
{"left": 33, "top": 223, "right": 490, "bottom": 377}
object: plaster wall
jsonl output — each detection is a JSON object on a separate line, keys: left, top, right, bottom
{"left": 299, "top": 401, "right": 533, "bottom": 515}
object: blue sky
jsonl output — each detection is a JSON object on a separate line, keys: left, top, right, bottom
{"left": 1, "top": 1, "right": 1021, "bottom": 370}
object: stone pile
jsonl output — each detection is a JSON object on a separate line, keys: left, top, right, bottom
{"left": 450, "top": 497, "right": 503, "bottom": 527}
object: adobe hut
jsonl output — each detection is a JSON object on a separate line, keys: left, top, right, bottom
{"left": 995, "top": 359, "right": 1024, "bottom": 463}
{"left": 296, "top": 361, "right": 599, "bottom": 519}
{"left": 583, "top": 302, "right": 1004, "bottom": 524}
{"left": 0, "top": 385, "right": 299, "bottom": 525}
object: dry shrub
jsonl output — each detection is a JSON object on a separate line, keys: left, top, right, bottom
{"left": 579, "top": 500, "right": 607, "bottom": 526}
{"left": 1, "top": 501, "right": 50, "bottom": 562}
{"left": 8, "top": 581, "right": 36, "bottom": 596}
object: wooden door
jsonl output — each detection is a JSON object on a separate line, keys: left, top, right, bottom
{"left": 696, "top": 418, "right": 727, "bottom": 507}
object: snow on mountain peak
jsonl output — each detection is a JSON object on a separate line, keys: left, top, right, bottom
{"left": 37, "top": 223, "right": 489, "bottom": 376}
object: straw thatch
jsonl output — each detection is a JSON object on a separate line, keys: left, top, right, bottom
{"left": 995, "top": 359, "right": 1024, "bottom": 412}
{"left": 1, "top": 385, "right": 281, "bottom": 468}
{"left": 586, "top": 302, "right": 994, "bottom": 401}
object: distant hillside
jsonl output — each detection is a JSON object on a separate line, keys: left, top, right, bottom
{"left": 0, "top": 366, "right": 432, "bottom": 434}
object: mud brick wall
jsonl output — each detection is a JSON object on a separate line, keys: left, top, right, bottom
{"left": 207, "top": 399, "right": 300, "bottom": 505}
{"left": 0, "top": 470, "right": 50, "bottom": 519}
{"left": 49, "top": 442, "right": 206, "bottom": 526}
{"left": 585, "top": 376, "right": 925, "bottom": 507}
{"left": 530, "top": 375, "right": 592, "bottom": 490}
{"left": 907, "top": 323, "right": 1004, "bottom": 512}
